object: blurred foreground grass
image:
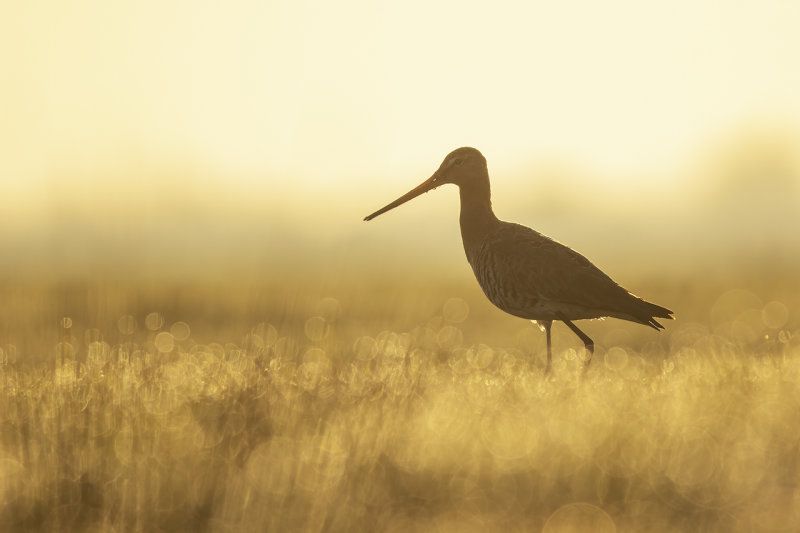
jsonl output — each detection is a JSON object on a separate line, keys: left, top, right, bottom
{"left": 0, "top": 273, "right": 799, "bottom": 532}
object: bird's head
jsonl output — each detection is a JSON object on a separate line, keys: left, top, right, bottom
{"left": 364, "top": 147, "right": 487, "bottom": 221}
{"left": 432, "top": 146, "right": 488, "bottom": 186}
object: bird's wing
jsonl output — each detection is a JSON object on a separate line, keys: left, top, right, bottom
{"left": 480, "top": 223, "right": 665, "bottom": 323}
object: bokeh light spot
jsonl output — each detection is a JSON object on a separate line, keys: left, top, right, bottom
{"left": 117, "top": 314, "right": 136, "bottom": 335}
{"left": 467, "top": 344, "right": 494, "bottom": 369}
{"left": 353, "top": 336, "right": 378, "bottom": 361}
{"left": 252, "top": 322, "right": 279, "bottom": 347}
{"left": 604, "top": 346, "right": 628, "bottom": 371}
{"left": 304, "top": 316, "right": 329, "bottom": 342}
{"left": 145, "top": 312, "right": 165, "bottom": 331}
{"left": 663, "top": 431, "right": 718, "bottom": 488}
{"left": 315, "top": 297, "right": 342, "bottom": 322}
{"left": 480, "top": 409, "right": 537, "bottom": 460}
{"left": 543, "top": 503, "right": 616, "bottom": 533}
{"left": 443, "top": 297, "right": 469, "bottom": 324}
{"left": 762, "top": 301, "right": 789, "bottom": 329}
{"left": 711, "top": 289, "right": 761, "bottom": 328}
{"left": 170, "top": 321, "right": 191, "bottom": 341}
{"left": 154, "top": 332, "right": 175, "bottom": 353}
{"left": 437, "top": 326, "right": 463, "bottom": 350}
{"left": 84, "top": 328, "right": 102, "bottom": 345}
{"left": 273, "top": 337, "right": 299, "bottom": 359}
{"left": 301, "top": 347, "right": 324, "bottom": 366}
{"left": 243, "top": 333, "right": 265, "bottom": 355}
{"left": 56, "top": 341, "right": 76, "bottom": 360}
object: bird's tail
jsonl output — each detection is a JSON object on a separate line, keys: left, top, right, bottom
{"left": 642, "top": 302, "right": 674, "bottom": 330}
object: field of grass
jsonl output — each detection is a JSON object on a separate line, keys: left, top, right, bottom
{"left": 0, "top": 273, "right": 798, "bottom": 532}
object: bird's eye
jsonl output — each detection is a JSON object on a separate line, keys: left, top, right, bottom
{"left": 453, "top": 158, "right": 463, "bottom": 166}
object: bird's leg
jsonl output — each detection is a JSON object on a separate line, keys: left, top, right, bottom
{"left": 542, "top": 320, "right": 553, "bottom": 373}
{"left": 559, "top": 317, "right": 595, "bottom": 367}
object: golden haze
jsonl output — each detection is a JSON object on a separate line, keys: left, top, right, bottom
{"left": 2, "top": 1, "right": 800, "bottom": 531}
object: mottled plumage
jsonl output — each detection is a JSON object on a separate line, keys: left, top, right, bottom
{"left": 365, "top": 147, "right": 673, "bottom": 370}
{"left": 466, "top": 222, "right": 669, "bottom": 327}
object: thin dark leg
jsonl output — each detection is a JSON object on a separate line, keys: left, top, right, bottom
{"left": 559, "top": 317, "right": 595, "bottom": 367}
{"left": 542, "top": 320, "right": 553, "bottom": 373}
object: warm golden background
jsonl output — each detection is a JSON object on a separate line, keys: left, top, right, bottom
{"left": 1, "top": 1, "right": 799, "bottom": 532}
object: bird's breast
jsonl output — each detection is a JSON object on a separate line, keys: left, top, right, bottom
{"left": 463, "top": 234, "right": 539, "bottom": 318}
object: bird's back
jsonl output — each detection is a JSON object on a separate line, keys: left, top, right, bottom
{"left": 463, "top": 220, "right": 672, "bottom": 327}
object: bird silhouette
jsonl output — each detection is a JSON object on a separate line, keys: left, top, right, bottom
{"left": 365, "top": 147, "right": 673, "bottom": 371}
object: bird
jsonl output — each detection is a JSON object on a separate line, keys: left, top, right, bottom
{"left": 364, "top": 147, "right": 673, "bottom": 371}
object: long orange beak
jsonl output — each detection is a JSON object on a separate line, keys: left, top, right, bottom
{"left": 363, "top": 174, "right": 441, "bottom": 221}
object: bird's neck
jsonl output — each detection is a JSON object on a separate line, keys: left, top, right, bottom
{"left": 458, "top": 176, "right": 497, "bottom": 250}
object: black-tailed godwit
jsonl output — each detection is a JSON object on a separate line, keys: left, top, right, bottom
{"left": 364, "top": 147, "right": 673, "bottom": 371}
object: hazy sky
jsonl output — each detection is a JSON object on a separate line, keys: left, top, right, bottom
{"left": 2, "top": 0, "right": 800, "bottom": 211}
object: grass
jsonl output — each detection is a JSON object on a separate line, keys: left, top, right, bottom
{"left": 0, "top": 275, "right": 798, "bottom": 532}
